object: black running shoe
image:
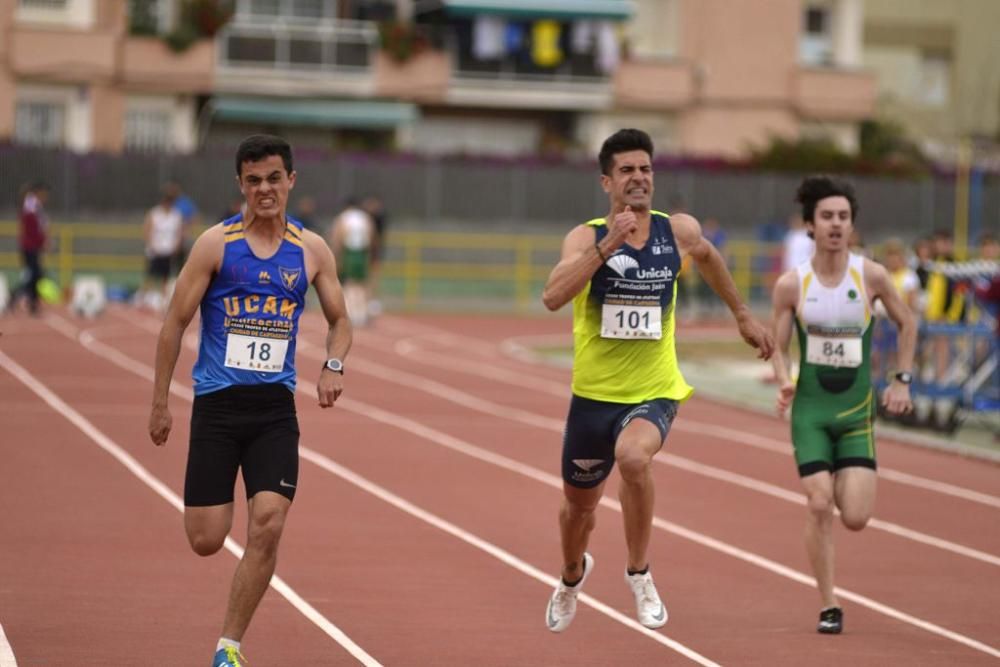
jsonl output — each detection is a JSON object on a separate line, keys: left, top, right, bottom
{"left": 817, "top": 606, "right": 843, "bottom": 634}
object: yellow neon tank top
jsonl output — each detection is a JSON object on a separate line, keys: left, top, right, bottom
{"left": 571, "top": 213, "right": 693, "bottom": 404}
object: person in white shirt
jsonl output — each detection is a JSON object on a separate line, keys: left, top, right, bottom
{"left": 783, "top": 214, "right": 815, "bottom": 273}
{"left": 140, "top": 186, "right": 184, "bottom": 310}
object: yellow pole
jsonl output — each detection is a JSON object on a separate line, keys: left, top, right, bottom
{"left": 404, "top": 234, "right": 421, "bottom": 307}
{"left": 59, "top": 226, "right": 73, "bottom": 292}
{"left": 514, "top": 237, "right": 532, "bottom": 311}
{"left": 953, "top": 140, "right": 971, "bottom": 261}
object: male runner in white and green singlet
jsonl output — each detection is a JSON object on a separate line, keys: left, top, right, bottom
{"left": 541, "top": 129, "right": 774, "bottom": 632}
{"left": 770, "top": 175, "right": 916, "bottom": 635}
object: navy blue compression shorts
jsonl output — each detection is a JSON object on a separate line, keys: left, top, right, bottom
{"left": 561, "top": 394, "right": 678, "bottom": 488}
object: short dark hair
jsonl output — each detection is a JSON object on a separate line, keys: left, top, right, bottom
{"left": 598, "top": 129, "right": 654, "bottom": 175}
{"left": 795, "top": 175, "right": 858, "bottom": 223}
{"left": 235, "top": 134, "right": 294, "bottom": 177}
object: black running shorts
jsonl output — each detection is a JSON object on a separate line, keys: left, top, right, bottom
{"left": 185, "top": 384, "right": 299, "bottom": 507}
{"left": 561, "top": 394, "right": 678, "bottom": 488}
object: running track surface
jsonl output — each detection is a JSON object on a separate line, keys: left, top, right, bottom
{"left": 1, "top": 305, "right": 998, "bottom": 666}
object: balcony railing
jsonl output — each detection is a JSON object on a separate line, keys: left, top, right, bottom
{"left": 439, "top": 25, "right": 610, "bottom": 85}
{"left": 217, "top": 18, "right": 378, "bottom": 72}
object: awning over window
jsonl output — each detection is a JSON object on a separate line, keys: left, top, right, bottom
{"left": 417, "top": 0, "right": 634, "bottom": 20}
{"left": 211, "top": 97, "right": 419, "bottom": 130}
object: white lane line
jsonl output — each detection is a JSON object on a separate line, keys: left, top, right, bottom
{"left": 85, "top": 314, "right": 1000, "bottom": 659}
{"left": 375, "top": 321, "right": 1000, "bottom": 511}
{"left": 296, "top": 338, "right": 1000, "bottom": 569}
{"left": 108, "top": 310, "right": 1000, "bottom": 564}
{"left": 668, "top": 421, "right": 1000, "bottom": 510}
{"left": 0, "top": 623, "right": 17, "bottom": 667}
{"left": 335, "top": 396, "right": 1000, "bottom": 660}
{"left": 60, "top": 321, "right": 717, "bottom": 663}
{"left": 297, "top": 441, "right": 719, "bottom": 666}
{"left": 0, "top": 348, "right": 382, "bottom": 667}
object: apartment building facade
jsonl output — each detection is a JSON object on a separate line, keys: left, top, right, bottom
{"left": 862, "top": 0, "right": 1000, "bottom": 160}
{"left": 1, "top": 0, "right": 884, "bottom": 158}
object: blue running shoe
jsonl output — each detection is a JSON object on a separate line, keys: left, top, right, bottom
{"left": 213, "top": 645, "right": 248, "bottom": 667}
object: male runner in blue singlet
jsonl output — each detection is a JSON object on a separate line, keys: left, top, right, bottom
{"left": 148, "top": 135, "right": 352, "bottom": 667}
{"left": 541, "top": 129, "right": 774, "bottom": 632}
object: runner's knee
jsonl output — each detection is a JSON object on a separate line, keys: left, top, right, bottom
{"left": 187, "top": 530, "right": 226, "bottom": 557}
{"left": 562, "top": 490, "right": 601, "bottom": 523}
{"left": 839, "top": 508, "right": 871, "bottom": 531}
{"left": 615, "top": 445, "right": 652, "bottom": 483}
{"left": 806, "top": 491, "right": 835, "bottom": 518}
{"left": 247, "top": 506, "right": 287, "bottom": 554}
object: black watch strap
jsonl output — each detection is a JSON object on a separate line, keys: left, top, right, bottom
{"left": 894, "top": 371, "right": 912, "bottom": 385}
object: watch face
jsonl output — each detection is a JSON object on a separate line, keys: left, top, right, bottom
{"left": 896, "top": 372, "right": 912, "bottom": 384}
{"left": 326, "top": 359, "right": 343, "bottom": 372}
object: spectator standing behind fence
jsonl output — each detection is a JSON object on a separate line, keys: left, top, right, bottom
{"left": 139, "top": 186, "right": 184, "bottom": 312}
{"left": 782, "top": 214, "right": 815, "bottom": 273}
{"left": 295, "top": 196, "right": 320, "bottom": 233}
{"left": 976, "top": 233, "right": 998, "bottom": 262}
{"left": 878, "top": 239, "right": 920, "bottom": 313}
{"left": 911, "top": 236, "right": 933, "bottom": 312}
{"left": 166, "top": 182, "right": 200, "bottom": 274}
{"left": 923, "top": 229, "right": 966, "bottom": 413}
{"left": 329, "top": 198, "right": 374, "bottom": 327}
{"left": 12, "top": 181, "right": 50, "bottom": 316}
{"left": 362, "top": 195, "right": 388, "bottom": 319}
{"left": 693, "top": 217, "right": 728, "bottom": 319}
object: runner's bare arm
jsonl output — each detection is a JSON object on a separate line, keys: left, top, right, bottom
{"left": 865, "top": 259, "right": 916, "bottom": 414}
{"left": 149, "top": 226, "right": 224, "bottom": 446}
{"left": 770, "top": 271, "right": 799, "bottom": 384}
{"left": 541, "top": 224, "right": 604, "bottom": 311}
{"left": 306, "top": 231, "right": 352, "bottom": 408}
{"left": 672, "top": 213, "right": 775, "bottom": 359}
{"left": 542, "top": 207, "right": 643, "bottom": 311}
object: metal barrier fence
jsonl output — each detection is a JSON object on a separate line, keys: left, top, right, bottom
{"left": 1, "top": 145, "right": 997, "bottom": 239}
{"left": 0, "top": 222, "right": 783, "bottom": 311}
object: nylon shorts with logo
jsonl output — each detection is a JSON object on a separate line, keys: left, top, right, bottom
{"left": 561, "top": 394, "right": 679, "bottom": 488}
{"left": 185, "top": 383, "right": 300, "bottom": 507}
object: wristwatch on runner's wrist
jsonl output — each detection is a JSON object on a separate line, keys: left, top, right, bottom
{"left": 894, "top": 371, "right": 912, "bottom": 385}
{"left": 322, "top": 358, "right": 344, "bottom": 374}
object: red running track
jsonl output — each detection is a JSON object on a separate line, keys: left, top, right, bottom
{"left": 0, "top": 305, "right": 998, "bottom": 666}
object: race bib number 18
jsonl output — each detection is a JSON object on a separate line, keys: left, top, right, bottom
{"left": 601, "top": 304, "right": 662, "bottom": 340}
{"left": 225, "top": 333, "right": 289, "bottom": 373}
{"left": 806, "top": 334, "right": 862, "bottom": 368}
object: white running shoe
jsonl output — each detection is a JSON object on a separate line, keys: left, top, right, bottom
{"left": 625, "top": 569, "right": 668, "bottom": 629}
{"left": 545, "top": 552, "right": 594, "bottom": 633}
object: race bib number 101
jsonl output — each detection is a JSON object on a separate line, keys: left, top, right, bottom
{"left": 601, "top": 304, "right": 662, "bottom": 340}
{"left": 225, "top": 333, "right": 289, "bottom": 373}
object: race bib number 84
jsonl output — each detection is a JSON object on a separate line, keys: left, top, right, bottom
{"left": 806, "top": 334, "right": 862, "bottom": 368}
{"left": 601, "top": 304, "right": 662, "bottom": 340}
{"left": 225, "top": 333, "right": 289, "bottom": 373}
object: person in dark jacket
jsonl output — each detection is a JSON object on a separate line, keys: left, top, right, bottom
{"left": 12, "top": 181, "right": 50, "bottom": 315}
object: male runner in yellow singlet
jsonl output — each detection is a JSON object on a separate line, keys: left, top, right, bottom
{"left": 770, "top": 175, "right": 916, "bottom": 634}
{"left": 541, "top": 128, "right": 774, "bottom": 632}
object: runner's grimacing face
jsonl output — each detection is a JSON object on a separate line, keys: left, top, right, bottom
{"left": 809, "top": 195, "right": 853, "bottom": 252}
{"left": 238, "top": 155, "right": 296, "bottom": 220}
{"left": 604, "top": 150, "right": 653, "bottom": 212}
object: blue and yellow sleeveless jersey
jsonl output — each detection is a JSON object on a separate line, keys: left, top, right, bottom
{"left": 571, "top": 211, "right": 693, "bottom": 404}
{"left": 191, "top": 214, "right": 308, "bottom": 396}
